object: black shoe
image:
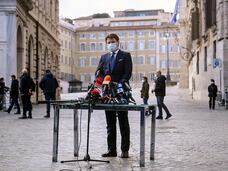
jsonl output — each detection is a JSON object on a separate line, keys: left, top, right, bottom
{"left": 14, "top": 112, "right": 20, "bottom": 115}
{"left": 28, "top": 115, "right": 32, "bottom": 119}
{"left": 19, "top": 116, "right": 27, "bottom": 119}
{"left": 44, "top": 115, "right": 50, "bottom": 118}
{"left": 101, "top": 150, "right": 117, "bottom": 157}
{"left": 156, "top": 116, "right": 163, "bottom": 120}
{"left": 5, "top": 110, "right": 10, "bottom": 114}
{"left": 120, "top": 151, "right": 129, "bottom": 158}
{"left": 165, "top": 114, "right": 172, "bottom": 120}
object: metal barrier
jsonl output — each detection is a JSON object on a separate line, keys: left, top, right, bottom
{"left": 51, "top": 101, "right": 156, "bottom": 167}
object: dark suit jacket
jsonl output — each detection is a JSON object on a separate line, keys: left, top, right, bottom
{"left": 96, "top": 50, "right": 133, "bottom": 83}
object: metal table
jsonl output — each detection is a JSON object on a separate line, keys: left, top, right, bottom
{"left": 52, "top": 102, "right": 156, "bottom": 167}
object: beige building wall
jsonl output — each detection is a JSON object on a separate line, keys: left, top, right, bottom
{"left": 60, "top": 10, "right": 181, "bottom": 88}
{"left": 179, "top": 0, "right": 228, "bottom": 101}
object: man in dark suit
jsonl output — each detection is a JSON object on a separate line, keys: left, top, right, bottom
{"left": 96, "top": 33, "right": 133, "bottom": 158}
{"left": 152, "top": 71, "right": 172, "bottom": 120}
{"left": 6, "top": 75, "right": 20, "bottom": 114}
{"left": 19, "top": 69, "right": 35, "bottom": 119}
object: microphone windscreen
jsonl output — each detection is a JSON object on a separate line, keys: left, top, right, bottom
{"left": 102, "top": 75, "right": 111, "bottom": 85}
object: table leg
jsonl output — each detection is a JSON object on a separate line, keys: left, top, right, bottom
{"left": 140, "top": 108, "right": 145, "bottom": 167}
{"left": 74, "top": 109, "right": 79, "bottom": 157}
{"left": 150, "top": 106, "right": 156, "bottom": 160}
{"left": 52, "top": 105, "right": 60, "bottom": 162}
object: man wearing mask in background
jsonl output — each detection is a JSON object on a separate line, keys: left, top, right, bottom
{"left": 6, "top": 75, "right": 20, "bottom": 114}
{"left": 96, "top": 33, "right": 132, "bottom": 158}
{"left": 208, "top": 79, "right": 218, "bottom": 110}
{"left": 39, "top": 69, "right": 59, "bottom": 118}
{"left": 152, "top": 70, "right": 172, "bottom": 120}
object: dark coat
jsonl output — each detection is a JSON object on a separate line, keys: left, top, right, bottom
{"left": 0, "top": 81, "right": 5, "bottom": 95}
{"left": 10, "top": 79, "right": 19, "bottom": 98}
{"left": 20, "top": 73, "right": 35, "bottom": 96}
{"left": 208, "top": 83, "right": 218, "bottom": 97}
{"left": 154, "top": 75, "right": 166, "bottom": 96}
{"left": 39, "top": 73, "right": 59, "bottom": 94}
{"left": 141, "top": 81, "right": 149, "bottom": 98}
{"left": 96, "top": 50, "right": 133, "bottom": 83}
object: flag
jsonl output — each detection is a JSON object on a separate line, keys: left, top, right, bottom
{"left": 170, "top": 0, "right": 180, "bottom": 24}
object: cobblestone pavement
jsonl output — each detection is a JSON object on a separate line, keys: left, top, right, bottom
{"left": 0, "top": 86, "right": 228, "bottom": 171}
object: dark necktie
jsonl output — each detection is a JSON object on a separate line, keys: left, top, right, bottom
{"left": 110, "top": 52, "right": 115, "bottom": 72}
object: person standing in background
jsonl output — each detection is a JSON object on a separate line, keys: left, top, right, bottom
{"left": 152, "top": 71, "right": 172, "bottom": 120}
{"left": 208, "top": 79, "right": 218, "bottom": 110}
{"left": 6, "top": 75, "right": 20, "bottom": 114}
{"left": 39, "top": 69, "right": 59, "bottom": 118}
{"left": 19, "top": 69, "right": 35, "bottom": 119}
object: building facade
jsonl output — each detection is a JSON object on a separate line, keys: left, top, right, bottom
{"left": 60, "top": 9, "right": 181, "bottom": 87}
{"left": 0, "top": 0, "right": 60, "bottom": 101}
{"left": 179, "top": 0, "right": 228, "bottom": 100}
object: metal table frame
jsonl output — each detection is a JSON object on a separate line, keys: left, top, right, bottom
{"left": 52, "top": 102, "right": 156, "bottom": 167}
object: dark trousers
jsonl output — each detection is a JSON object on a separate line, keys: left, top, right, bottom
{"left": 45, "top": 92, "right": 56, "bottom": 115}
{"left": 7, "top": 97, "right": 20, "bottom": 113}
{"left": 209, "top": 97, "right": 216, "bottom": 109}
{"left": 21, "top": 95, "right": 32, "bottom": 117}
{"left": 156, "top": 96, "right": 171, "bottom": 117}
{"left": 0, "top": 94, "right": 3, "bottom": 110}
{"left": 143, "top": 98, "right": 148, "bottom": 105}
{"left": 105, "top": 110, "right": 130, "bottom": 152}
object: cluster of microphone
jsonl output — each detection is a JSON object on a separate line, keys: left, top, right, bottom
{"left": 86, "top": 75, "right": 136, "bottom": 105}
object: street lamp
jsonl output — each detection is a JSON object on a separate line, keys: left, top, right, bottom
{"left": 165, "top": 31, "right": 171, "bottom": 81}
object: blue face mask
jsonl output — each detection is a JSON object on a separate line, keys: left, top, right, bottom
{"left": 107, "top": 43, "right": 118, "bottom": 52}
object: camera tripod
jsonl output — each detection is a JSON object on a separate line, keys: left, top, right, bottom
{"left": 60, "top": 93, "right": 109, "bottom": 165}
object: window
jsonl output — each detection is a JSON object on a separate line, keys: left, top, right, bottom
{"left": 128, "top": 41, "right": 134, "bottom": 51}
{"left": 205, "top": 0, "right": 216, "bottom": 29}
{"left": 148, "top": 40, "right": 156, "bottom": 50}
{"left": 128, "top": 31, "right": 134, "bottom": 37}
{"left": 65, "top": 40, "right": 67, "bottom": 49}
{"left": 204, "top": 47, "right": 207, "bottom": 72}
{"left": 98, "top": 32, "right": 105, "bottom": 39}
{"left": 138, "top": 40, "right": 145, "bottom": 50}
{"left": 80, "top": 43, "right": 86, "bottom": 51}
{"left": 160, "top": 60, "right": 167, "bottom": 68}
{"left": 90, "top": 57, "right": 97, "bottom": 66}
{"left": 98, "top": 42, "right": 104, "bottom": 51}
{"left": 80, "top": 33, "right": 86, "bottom": 39}
{"left": 147, "top": 56, "right": 156, "bottom": 65}
{"left": 90, "top": 33, "right": 96, "bottom": 39}
{"left": 196, "top": 52, "right": 199, "bottom": 75}
{"left": 149, "top": 31, "right": 155, "bottom": 37}
{"left": 80, "top": 74, "right": 85, "bottom": 82}
{"left": 90, "top": 43, "right": 96, "bottom": 51}
{"left": 160, "top": 45, "right": 166, "bottom": 53}
{"left": 137, "top": 31, "right": 144, "bottom": 37}
{"left": 79, "top": 57, "right": 86, "bottom": 67}
{"left": 120, "top": 42, "right": 125, "bottom": 50}
{"left": 137, "top": 56, "right": 144, "bottom": 64}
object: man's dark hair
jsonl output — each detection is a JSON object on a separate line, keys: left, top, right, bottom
{"left": 105, "top": 33, "right": 119, "bottom": 42}
{"left": 46, "top": 69, "right": 51, "bottom": 73}
{"left": 0, "top": 77, "right": 4, "bottom": 81}
{"left": 11, "top": 75, "right": 16, "bottom": 79}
